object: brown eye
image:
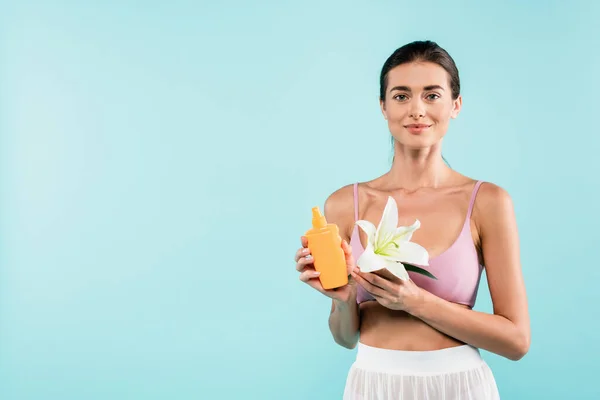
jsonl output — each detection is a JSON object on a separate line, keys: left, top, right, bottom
{"left": 393, "top": 94, "right": 408, "bottom": 101}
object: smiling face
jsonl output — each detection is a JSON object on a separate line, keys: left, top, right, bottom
{"left": 380, "top": 61, "right": 462, "bottom": 149}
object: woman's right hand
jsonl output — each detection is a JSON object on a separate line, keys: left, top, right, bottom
{"left": 295, "top": 235, "right": 357, "bottom": 303}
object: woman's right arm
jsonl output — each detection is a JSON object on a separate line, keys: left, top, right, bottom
{"left": 296, "top": 186, "right": 361, "bottom": 349}
{"left": 324, "top": 188, "right": 361, "bottom": 349}
{"left": 328, "top": 291, "right": 360, "bottom": 349}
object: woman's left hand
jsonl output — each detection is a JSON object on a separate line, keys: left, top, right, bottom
{"left": 350, "top": 267, "right": 424, "bottom": 312}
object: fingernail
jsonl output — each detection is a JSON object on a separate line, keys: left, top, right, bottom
{"left": 305, "top": 255, "right": 313, "bottom": 260}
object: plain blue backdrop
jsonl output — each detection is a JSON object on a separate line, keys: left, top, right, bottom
{"left": 1, "top": 1, "right": 599, "bottom": 399}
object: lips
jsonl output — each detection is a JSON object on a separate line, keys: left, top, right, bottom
{"left": 404, "top": 124, "right": 432, "bottom": 134}
{"left": 405, "top": 124, "right": 431, "bottom": 129}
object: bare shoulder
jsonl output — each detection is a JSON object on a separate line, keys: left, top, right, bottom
{"left": 324, "top": 183, "right": 357, "bottom": 241}
{"left": 473, "top": 181, "right": 517, "bottom": 237}
{"left": 475, "top": 181, "right": 514, "bottom": 216}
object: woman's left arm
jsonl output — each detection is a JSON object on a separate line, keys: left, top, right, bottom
{"left": 414, "top": 183, "right": 530, "bottom": 360}
{"left": 352, "top": 183, "right": 531, "bottom": 361}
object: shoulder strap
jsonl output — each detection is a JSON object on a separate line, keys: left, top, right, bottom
{"left": 353, "top": 182, "right": 359, "bottom": 221}
{"left": 466, "top": 180, "right": 484, "bottom": 219}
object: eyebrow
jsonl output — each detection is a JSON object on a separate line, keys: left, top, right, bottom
{"left": 389, "top": 85, "right": 445, "bottom": 92}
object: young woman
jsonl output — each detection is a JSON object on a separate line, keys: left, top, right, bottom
{"left": 294, "top": 41, "right": 530, "bottom": 399}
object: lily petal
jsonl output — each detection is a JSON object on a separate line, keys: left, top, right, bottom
{"left": 385, "top": 261, "right": 410, "bottom": 281}
{"left": 392, "top": 219, "right": 420, "bottom": 243}
{"left": 355, "top": 220, "right": 377, "bottom": 244}
{"left": 382, "top": 241, "right": 430, "bottom": 266}
{"left": 375, "top": 197, "right": 399, "bottom": 248}
{"left": 356, "top": 242, "right": 389, "bottom": 273}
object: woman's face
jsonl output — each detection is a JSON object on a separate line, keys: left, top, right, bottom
{"left": 380, "top": 61, "right": 462, "bottom": 149}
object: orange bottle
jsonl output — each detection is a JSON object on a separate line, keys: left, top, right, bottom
{"left": 305, "top": 206, "right": 348, "bottom": 290}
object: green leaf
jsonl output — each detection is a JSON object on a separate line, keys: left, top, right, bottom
{"left": 404, "top": 264, "right": 437, "bottom": 280}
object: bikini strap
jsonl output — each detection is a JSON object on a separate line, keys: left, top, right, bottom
{"left": 353, "top": 182, "right": 359, "bottom": 221}
{"left": 466, "top": 180, "right": 484, "bottom": 220}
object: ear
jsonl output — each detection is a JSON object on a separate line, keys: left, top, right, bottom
{"left": 380, "top": 98, "right": 388, "bottom": 120}
{"left": 450, "top": 95, "right": 462, "bottom": 119}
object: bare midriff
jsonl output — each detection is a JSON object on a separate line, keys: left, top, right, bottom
{"left": 358, "top": 301, "right": 470, "bottom": 350}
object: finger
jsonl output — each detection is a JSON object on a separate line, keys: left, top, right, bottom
{"left": 357, "top": 271, "right": 393, "bottom": 292}
{"left": 341, "top": 239, "right": 353, "bottom": 258}
{"left": 299, "top": 269, "right": 321, "bottom": 283}
{"left": 296, "top": 254, "right": 314, "bottom": 271}
{"left": 341, "top": 240, "right": 356, "bottom": 273}
{"left": 294, "top": 247, "right": 311, "bottom": 263}
{"left": 351, "top": 271, "right": 389, "bottom": 299}
{"left": 300, "top": 236, "right": 308, "bottom": 248}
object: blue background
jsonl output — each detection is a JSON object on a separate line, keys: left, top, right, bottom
{"left": 1, "top": 1, "right": 599, "bottom": 399}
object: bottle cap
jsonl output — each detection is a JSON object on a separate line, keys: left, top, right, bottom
{"left": 311, "top": 207, "right": 327, "bottom": 228}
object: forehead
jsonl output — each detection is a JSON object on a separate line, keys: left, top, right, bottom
{"left": 386, "top": 61, "right": 450, "bottom": 90}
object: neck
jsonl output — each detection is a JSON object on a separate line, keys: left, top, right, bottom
{"left": 386, "top": 142, "right": 452, "bottom": 190}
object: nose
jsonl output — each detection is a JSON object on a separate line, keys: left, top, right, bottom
{"left": 409, "top": 99, "right": 425, "bottom": 119}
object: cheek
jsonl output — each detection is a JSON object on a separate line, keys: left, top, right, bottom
{"left": 385, "top": 106, "right": 405, "bottom": 120}
{"left": 431, "top": 104, "right": 454, "bottom": 122}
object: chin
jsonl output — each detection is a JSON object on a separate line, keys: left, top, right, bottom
{"left": 393, "top": 134, "right": 439, "bottom": 149}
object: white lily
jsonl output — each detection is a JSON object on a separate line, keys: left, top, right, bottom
{"left": 355, "top": 196, "right": 435, "bottom": 281}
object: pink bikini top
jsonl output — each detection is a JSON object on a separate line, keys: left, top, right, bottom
{"left": 350, "top": 181, "right": 485, "bottom": 308}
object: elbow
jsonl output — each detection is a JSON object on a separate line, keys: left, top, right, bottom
{"left": 507, "top": 331, "right": 530, "bottom": 361}
{"left": 337, "top": 340, "right": 357, "bottom": 350}
{"left": 332, "top": 332, "right": 360, "bottom": 350}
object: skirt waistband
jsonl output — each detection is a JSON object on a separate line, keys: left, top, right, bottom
{"left": 354, "top": 342, "right": 485, "bottom": 375}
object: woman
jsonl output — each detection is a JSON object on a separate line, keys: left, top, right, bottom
{"left": 294, "top": 40, "right": 530, "bottom": 399}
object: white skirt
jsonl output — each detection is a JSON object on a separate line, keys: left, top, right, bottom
{"left": 343, "top": 342, "right": 500, "bottom": 400}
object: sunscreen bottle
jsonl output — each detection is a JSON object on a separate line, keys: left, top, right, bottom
{"left": 305, "top": 207, "right": 348, "bottom": 289}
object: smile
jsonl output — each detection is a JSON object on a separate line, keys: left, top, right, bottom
{"left": 404, "top": 124, "right": 432, "bottom": 134}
